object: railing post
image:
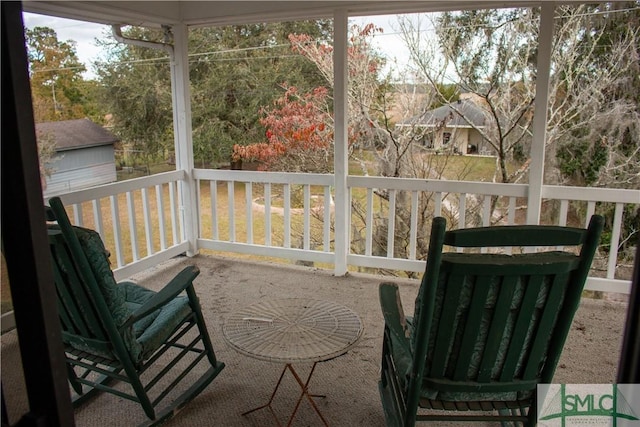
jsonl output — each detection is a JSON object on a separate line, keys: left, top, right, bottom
{"left": 333, "top": 9, "right": 349, "bottom": 276}
{"left": 170, "top": 23, "right": 198, "bottom": 255}
{"left": 527, "top": 3, "right": 555, "bottom": 225}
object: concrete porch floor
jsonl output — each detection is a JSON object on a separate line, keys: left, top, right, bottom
{"left": 1, "top": 254, "right": 628, "bottom": 426}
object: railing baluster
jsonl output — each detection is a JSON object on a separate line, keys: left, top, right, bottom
{"left": 482, "top": 195, "right": 491, "bottom": 227}
{"left": 365, "top": 188, "right": 374, "bottom": 257}
{"left": 246, "top": 182, "right": 253, "bottom": 245}
{"left": 458, "top": 193, "right": 467, "bottom": 229}
{"left": 434, "top": 192, "right": 442, "bottom": 217}
{"left": 265, "top": 183, "right": 272, "bottom": 246}
{"left": 387, "top": 189, "right": 396, "bottom": 258}
{"left": 303, "top": 184, "right": 310, "bottom": 250}
{"left": 284, "top": 183, "right": 291, "bottom": 248}
{"left": 126, "top": 191, "right": 139, "bottom": 262}
{"left": 110, "top": 195, "right": 124, "bottom": 268}
{"left": 586, "top": 201, "right": 596, "bottom": 227}
{"left": 227, "top": 181, "right": 235, "bottom": 242}
{"left": 209, "top": 181, "right": 218, "bottom": 240}
{"left": 607, "top": 203, "right": 624, "bottom": 279}
{"left": 142, "top": 187, "right": 153, "bottom": 257}
{"left": 348, "top": 187, "right": 353, "bottom": 256}
{"left": 196, "top": 179, "right": 203, "bottom": 243}
{"left": 507, "top": 197, "right": 516, "bottom": 226}
{"left": 323, "top": 186, "right": 331, "bottom": 252}
{"left": 169, "top": 181, "right": 178, "bottom": 246}
{"left": 409, "top": 191, "right": 418, "bottom": 260}
{"left": 92, "top": 199, "right": 103, "bottom": 237}
{"left": 72, "top": 203, "right": 83, "bottom": 226}
{"left": 559, "top": 199, "right": 569, "bottom": 226}
{"left": 156, "top": 184, "right": 167, "bottom": 251}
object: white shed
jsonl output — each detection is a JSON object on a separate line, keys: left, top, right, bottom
{"left": 37, "top": 118, "right": 118, "bottom": 197}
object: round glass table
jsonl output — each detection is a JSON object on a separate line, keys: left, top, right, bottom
{"left": 223, "top": 298, "right": 363, "bottom": 426}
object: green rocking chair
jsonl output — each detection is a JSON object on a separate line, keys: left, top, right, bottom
{"left": 378, "top": 215, "right": 603, "bottom": 426}
{"left": 46, "top": 196, "right": 225, "bottom": 426}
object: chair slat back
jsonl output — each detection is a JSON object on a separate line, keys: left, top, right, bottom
{"left": 411, "top": 216, "right": 603, "bottom": 396}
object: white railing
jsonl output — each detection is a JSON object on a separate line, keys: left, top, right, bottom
{"left": 50, "top": 170, "right": 188, "bottom": 281}
{"left": 194, "top": 169, "right": 335, "bottom": 265}
{"left": 348, "top": 176, "right": 638, "bottom": 294}
{"left": 46, "top": 168, "right": 638, "bottom": 294}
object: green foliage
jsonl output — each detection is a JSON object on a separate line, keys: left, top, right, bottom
{"left": 95, "top": 21, "right": 331, "bottom": 165}
{"left": 189, "top": 21, "right": 331, "bottom": 165}
{"left": 95, "top": 26, "right": 174, "bottom": 160}
{"left": 557, "top": 138, "right": 608, "bottom": 186}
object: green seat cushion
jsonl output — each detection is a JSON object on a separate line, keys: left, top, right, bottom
{"left": 120, "top": 281, "right": 192, "bottom": 362}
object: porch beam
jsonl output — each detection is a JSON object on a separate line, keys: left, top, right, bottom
{"left": 1, "top": 2, "right": 75, "bottom": 425}
{"left": 333, "top": 9, "right": 349, "bottom": 276}
{"left": 526, "top": 2, "right": 555, "bottom": 225}
{"left": 170, "top": 23, "right": 198, "bottom": 255}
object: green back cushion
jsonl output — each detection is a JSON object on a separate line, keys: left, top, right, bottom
{"left": 57, "top": 225, "right": 143, "bottom": 361}
{"left": 52, "top": 225, "right": 192, "bottom": 364}
{"left": 414, "top": 252, "right": 574, "bottom": 401}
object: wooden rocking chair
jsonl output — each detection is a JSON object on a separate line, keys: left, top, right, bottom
{"left": 378, "top": 215, "right": 603, "bottom": 426}
{"left": 46, "top": 196, "right": 225, "bottom": 426}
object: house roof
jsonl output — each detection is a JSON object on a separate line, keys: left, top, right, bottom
{"left": 399, "top": 99, "right": 487, "bottom": 129}
{"left": 36, "top": 118, "right": 119, "bottom": 151}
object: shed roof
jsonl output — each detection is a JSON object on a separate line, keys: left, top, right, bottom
{"left": 36, "top": 118, "right": 119, "bottom": 151}
{"left": 399, "top": 99, "right": 487, "bottom": 129}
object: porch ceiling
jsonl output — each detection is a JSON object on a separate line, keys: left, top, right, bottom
{"left": 24, "top": 0, "right": 545, "bottom": 27}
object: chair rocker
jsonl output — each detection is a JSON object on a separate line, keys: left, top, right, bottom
{"left": 46, "top": 196, "right": 225, "bottom": 426}
{"left": 378, "top": 215, "right": 603, "bottom": 426}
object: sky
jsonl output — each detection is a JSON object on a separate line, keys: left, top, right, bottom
{"left": 22, "top": 11, "right": 418, "bottom": 80}
{"left": 22, "top": 12, "right": 111, "bottom": 78}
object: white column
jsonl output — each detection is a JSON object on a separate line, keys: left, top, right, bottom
{"left": 526, "top": 3, "right": 555, "bottom": 225}
{"left": 170, "top": 23, "right": 198, "bottom": 255}
{"left": 333, "top": 9, "right": 349, "bottom": 276}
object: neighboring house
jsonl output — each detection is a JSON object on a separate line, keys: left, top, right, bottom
{"left": 37, "top": 118, "right": 119, "bottom": 197}
{"left": 397, "top": 97, "right": 492, "bottom": 155}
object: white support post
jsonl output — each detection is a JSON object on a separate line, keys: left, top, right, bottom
{"left": 170, "top": 23, "right": 198, "bottom": 255}
{"left": 333, "top": 9, "right": 349, "bottom": 276}
{"left": 527, "top": 3, "right": 555, "bottom": 225}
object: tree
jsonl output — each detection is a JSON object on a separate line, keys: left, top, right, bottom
{"left": 555, "top": 3, "right": 640, "bottom": 190}
{"left": 188, "top": 21, "right": 331, "bottom": 166}
{"left": 95, "top": 26, "right": 174, "bottom": 169}
{"left": 400, "top": 6, "right": 639, "bottom": 190}
{"left": 400, "top": 5, "right": 639, "bottom": 256}
{"left": 95, "top": 21, "right": 332, "bottom": 168}
{"left": 36, "top": 130, "right": 59, "bottom": 191}
{"left": 26, "top": 26, "right": 89, "bottom": 122}
{"left": 233, "top": 85, "right": 332, "bottom": 172}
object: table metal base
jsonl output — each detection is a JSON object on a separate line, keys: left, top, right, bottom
{"left": 242, "top": 362, "right": 328, "bottom": 426}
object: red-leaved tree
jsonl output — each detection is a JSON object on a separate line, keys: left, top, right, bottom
{"left": 233, "top": 85, "right": 332, "bottom": 172}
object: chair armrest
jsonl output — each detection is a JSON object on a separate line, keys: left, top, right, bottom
{"left": 379, "top": 282, "right": 413, "bottom": 357}
{"left": 122, "top": 265, "right": 200, "bottom": 328}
